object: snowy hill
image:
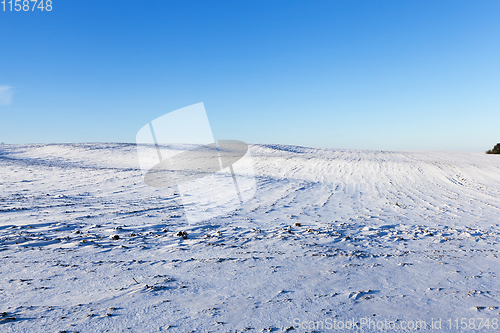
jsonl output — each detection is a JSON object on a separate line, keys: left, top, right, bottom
{"left": 1, "top": 143, "right": 500, "bottom": 332}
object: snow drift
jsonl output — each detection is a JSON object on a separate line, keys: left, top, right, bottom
{"left": 1, "top": 143, "right": 500, "bottom": 332}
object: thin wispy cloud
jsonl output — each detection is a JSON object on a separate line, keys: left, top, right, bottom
{"left": 0, "top": 86, "right": 14, "bottom": 105}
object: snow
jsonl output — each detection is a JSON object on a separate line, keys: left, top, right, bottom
{"left": 1, "top": 143, "right": 500, "bottom": 332}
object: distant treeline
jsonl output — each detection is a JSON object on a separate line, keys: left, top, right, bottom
{"left": 486, "top": 143, "right": 500, "bottom": 154}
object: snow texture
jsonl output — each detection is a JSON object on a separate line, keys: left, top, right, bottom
{"left": 1, "top": 143, "right": 500, "bottom": 332}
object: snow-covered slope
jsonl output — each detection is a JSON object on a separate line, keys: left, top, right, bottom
{"left": 1, "top": 143, "right": 500, "bottom": 332}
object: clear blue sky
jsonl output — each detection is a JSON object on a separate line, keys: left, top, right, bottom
{"left": 1, "top": 0, "right": 499, "bottom": 151}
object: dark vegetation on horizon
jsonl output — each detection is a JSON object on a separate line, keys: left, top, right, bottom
{"left": 486, "top": 143, "right": 500, "bottom": 154}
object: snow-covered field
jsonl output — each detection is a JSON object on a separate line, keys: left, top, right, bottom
{"left": 1, "top": 143, "right": 500, "bottom": 332}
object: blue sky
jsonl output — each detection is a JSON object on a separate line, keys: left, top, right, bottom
{"left": 1, "top": 0, "right": 499, "bottom": 151}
